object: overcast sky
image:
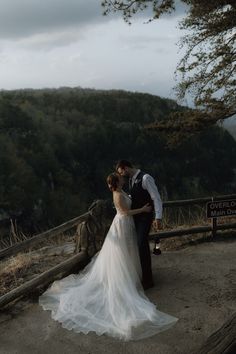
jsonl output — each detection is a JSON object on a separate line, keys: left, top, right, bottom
{"left": 0, "top": 0, "right": 189, "bottom": 102}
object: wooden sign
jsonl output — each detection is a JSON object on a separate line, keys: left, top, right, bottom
{"left": 206, "top": 199, "right": 236, "bottom": 218}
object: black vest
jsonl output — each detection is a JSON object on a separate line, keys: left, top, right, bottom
{"left": 130, "top": 171, "right": 153, "bottom": 212}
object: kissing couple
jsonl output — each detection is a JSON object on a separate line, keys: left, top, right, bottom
{"left": 39, "top": 160, "right": 178, "bottom": 341}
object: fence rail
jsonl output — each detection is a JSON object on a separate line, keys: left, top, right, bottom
{"left": 0, "top": 212, "right": 89, "bottom": 260}
{"left": 0, "top": 193, "right": 236, "bottom": 308}
{"left": 0, "top": 251, "right": 88, "bottom": 308}
{"left": 150, "top": 222, "right": 236, "bottom": 240}
{"left": 1, "top": 194, "right": 236, "bottom": 261}
{"left": 163, "top": 194, "right": 236, "bottom": 207}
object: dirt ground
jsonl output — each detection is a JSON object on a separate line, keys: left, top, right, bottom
{"left": 0, "top": 238, "right": 235, "bottom": 354}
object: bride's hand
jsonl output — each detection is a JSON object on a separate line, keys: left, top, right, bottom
{"left": 141, "top": 204, "right": 152, "bottom": 213}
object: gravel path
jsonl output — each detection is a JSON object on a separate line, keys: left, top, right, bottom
{"left": 0, "top": 239, "right": 235, "bottom": 354}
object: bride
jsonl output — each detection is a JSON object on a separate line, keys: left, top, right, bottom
{"left": 39, "top": 173, "right": 178, "bottom": 341}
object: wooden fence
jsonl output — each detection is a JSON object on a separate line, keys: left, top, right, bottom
{"left": 0, "top": 212, "right": 90, "bottom": 260}
{"left": 0, "top": 193, "right": 236, "bottom": 309}
{"left": 1, "top": 193, "right": 236, "bottom": 261}
{"left": 151, "top": 193, "right": 236, "bottom": 242}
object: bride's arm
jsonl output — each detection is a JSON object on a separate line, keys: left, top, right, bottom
{"left": 113, "top": 192, "right": 151, "bottom": 216}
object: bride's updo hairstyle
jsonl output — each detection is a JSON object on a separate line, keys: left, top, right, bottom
{"left": 107, "top": 173, "right": 120, "bottom": 192}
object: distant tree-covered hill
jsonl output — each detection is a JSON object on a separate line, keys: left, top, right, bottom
{"left": 0, "top": 87, "right": 235, "bottom": 233}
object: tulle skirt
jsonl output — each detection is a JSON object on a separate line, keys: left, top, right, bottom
{"left": 39, "top": 213, "right": 178, "bottom": 341}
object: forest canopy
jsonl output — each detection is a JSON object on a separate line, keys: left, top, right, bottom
{"left": 0, "top": 87, "right": 235, "bottom": 233}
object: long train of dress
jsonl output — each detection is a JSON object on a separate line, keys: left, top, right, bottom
{"left": 39, "top": 193, "right": 178, "bottom": 341}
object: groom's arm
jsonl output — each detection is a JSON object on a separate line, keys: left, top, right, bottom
{"left": 142, "top": 174, "right": 163, "bottom": 230}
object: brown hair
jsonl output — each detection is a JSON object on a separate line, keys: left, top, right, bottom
{"left": 107, "top": 173, "right": 120, "bottom": 192}
{"left": 115, "top": 160, "right": 133, "bottom": 171}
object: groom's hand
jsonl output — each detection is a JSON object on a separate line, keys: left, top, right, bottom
{"left": 153, "top": 219, "right": 162, "bottom": 232}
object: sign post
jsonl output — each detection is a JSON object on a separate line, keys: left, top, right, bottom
{"left": 206, "top": 199, "right": 236, "bottom": 238}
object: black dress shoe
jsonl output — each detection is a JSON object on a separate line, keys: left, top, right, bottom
{"left": 153, "top": 248, "right": 162, "bottom": 255}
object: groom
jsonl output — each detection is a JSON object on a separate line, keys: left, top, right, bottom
{"left": 116, "top": 160, "right": 162, "bottom": 290}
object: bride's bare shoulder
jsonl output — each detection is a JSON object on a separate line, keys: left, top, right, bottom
{"left": 113, "top": 190, "right": 123, "bottom": 201}
{"left": 113, "top": 190, "right": 121, "bottom": 197}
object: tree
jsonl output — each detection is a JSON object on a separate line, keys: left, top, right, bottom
{"left": 102, "top": 1, "right": 236, "bottom": 140}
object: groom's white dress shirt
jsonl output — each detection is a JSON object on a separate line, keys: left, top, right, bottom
{"left": 131, "top": 169, "right": 163, "bottom": 220}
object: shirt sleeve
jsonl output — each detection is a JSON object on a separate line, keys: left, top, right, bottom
{"left": 142, "top": 174, "right": 163, "bottom": 219}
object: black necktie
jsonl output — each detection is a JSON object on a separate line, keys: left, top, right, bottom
{"left": 129, "top": 178, "right": 132, "bottom": 191}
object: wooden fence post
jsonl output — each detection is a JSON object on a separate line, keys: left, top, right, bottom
{"left": 212, "top": 217, "right": 217, "bottom": 238}
{"left": 210, "top": 196, "right": 217, "bottom": 239}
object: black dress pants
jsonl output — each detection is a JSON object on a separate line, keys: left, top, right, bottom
{"left": 134, "top": 214, "right": 153, "bottom": 287}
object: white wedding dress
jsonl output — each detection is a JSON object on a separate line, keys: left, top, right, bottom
{"left": 39, "top": 192, "right": 178, "bottom": 341}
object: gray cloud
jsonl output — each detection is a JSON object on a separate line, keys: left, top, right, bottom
{"left": 120, "top": 34, "right": 175, "bottom": 44}
{"left": 0, "top": 0, "right": 106, "bottom": 40}
{"left": 0, "top": 0, "right": 187, "bottom": 41}
{"left": 0, "top": 0, "right": 185, "bottom": 97}
{"left": 17, "top": 30, "right": 86, "bottom": 51}
{"left": 118, "top": 32, "right": 178, "bottom": 51}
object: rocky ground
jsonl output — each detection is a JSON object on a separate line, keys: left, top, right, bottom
{"left": 0, "top": 236, "right": 235, "bottom": 354}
